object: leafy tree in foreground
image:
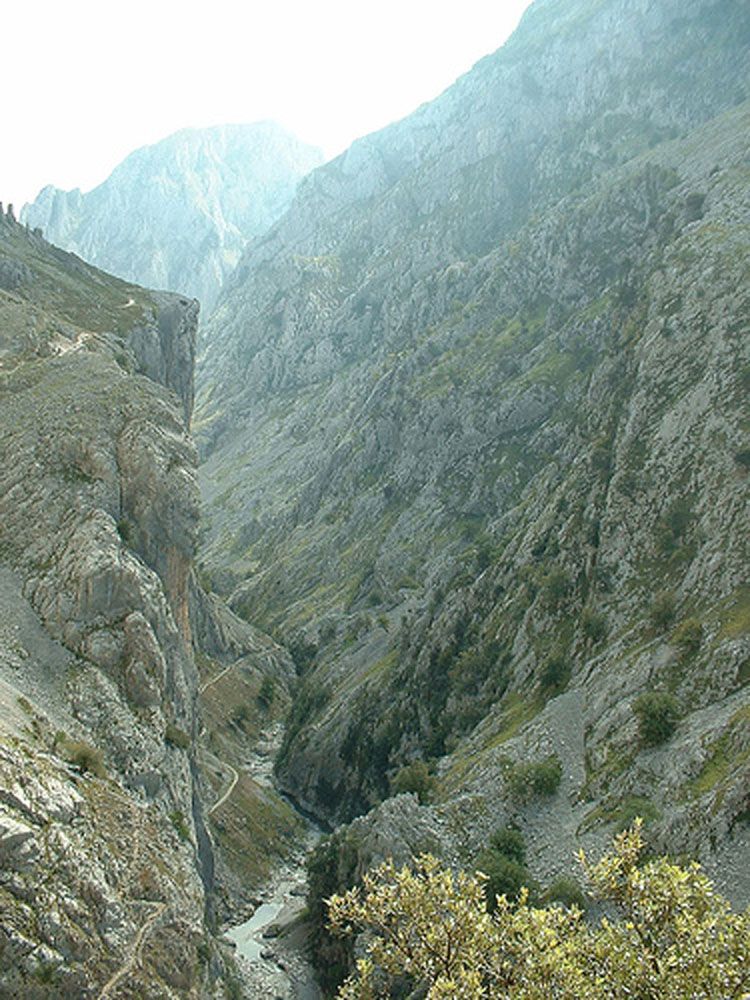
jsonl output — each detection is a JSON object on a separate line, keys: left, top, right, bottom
{"left": 327, "top": 821, "right": 750, "bottom": 999}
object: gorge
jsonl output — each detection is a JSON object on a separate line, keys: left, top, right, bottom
{"left": 1, "top": 0, "right": 749, "bottom": 996}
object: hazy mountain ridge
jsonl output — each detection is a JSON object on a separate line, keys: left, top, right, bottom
{"left": 195, "top": 0, "right": 750, "bottom": 909}
{"left": 199, "top": 0, "right": 747, "bottom": 418}
{"left": 22, "top": 122, "right": 324, "bottom": 310}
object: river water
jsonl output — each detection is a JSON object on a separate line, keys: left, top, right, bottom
{"left": 226, "top": 902, "right": 284, "bottom": 961}
{"left": 222, "top": 723, "right": 323, "bottom": 999}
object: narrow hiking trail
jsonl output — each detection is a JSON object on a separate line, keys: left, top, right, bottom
{"left": 98, "top": 902, "right": 166, "bottom": 999}
{"left": 208, "top": 759, "right": 239, "bottom": 815}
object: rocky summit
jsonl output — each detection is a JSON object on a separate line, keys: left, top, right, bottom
{"left": 22, "top": 122, "right": 324, "bottom": 312}
{"left": 196, "top": 0, "right": 750, "bottom": 915}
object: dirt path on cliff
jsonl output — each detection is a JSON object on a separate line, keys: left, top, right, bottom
{"left": 208, "top": 760, "right": 239, "bottom": 815}
{"left": 97, "top": 901, "right": 166, "bottom": 999}
{"left": 199, "top": 661, "right": 235, "bottom": 695}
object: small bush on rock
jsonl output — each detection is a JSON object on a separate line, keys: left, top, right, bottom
{"left": 633, "top": 691, "right": 680, "bottom": 745}
{"left": 392, "top": 761, "right": 436, "bottom": 804}
{"left": 509, "top": 754, "right": 562, "bottom": 799}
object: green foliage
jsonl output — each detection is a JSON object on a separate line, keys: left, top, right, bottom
{"left": 674, "top": 616, "right": 703, "bottom": 654}
{"left": 391, "top": 761, "right": 436, "bottom": 804}
{"left": 223, "top": 974, "right": 243, "bottom": 1000}
{"left": 477, "top": 827, "right": 536, "bottom": 911}
{"left": 488, "top": 827, "right": 526, "bottom": 865}
{"left": 328, "top": 823, "right": 750, "bottom": 1000}
{"left": 169, "top": 809, "right": 191, "bottom": 842}
{"left": 509, "top": 753, "right": 562, "bottom": 799}
{"left": 590, "top": 437, "right": 612, "bottom": 478}
{"left": 230, "top": 703, "right": 251, "bottom": 730}
{"left": 633, "top": 691, "right": 680, "bottom": 745}
{"left": 610, "top": 794, "right": 661, "bottom": 832}
{"left": 165, "top": 723, "right": 191, "bottom": 749}
{"left": 307, "top": 829, "right": 363, "bottom": 994}
{"left": 474, "top": 536, "right": 495, "bottom": 572}
{"left": 542, "top": 566, "right": 569, "bottom": 609}
{"left": 196, "top": 939, "right": 212, "bottom": 966}
{"left": 116, "top": 518, "right": 133, "bottom": 545}
{"left": 657, "top": 499, "right": 693, "bottom": 556}
{"left": 650, "top": 589, "right": 677, "bottom": 630}
{"left": 541, "top": 876, "right": 588, "bottom": 910}
{"left": 581, "top": 607, "right": 608, "bottom": 643}
{"left": 540, "top": 647, "right": 570, "bottom": 692}
{"left": 279, "top": 677, "right": 331, "bottom": 761}
{"left": 287, "top": 636, "right": 318, "bottom": 674}
{"left": 479, "top": 853, "right": 536, "bottom": 910}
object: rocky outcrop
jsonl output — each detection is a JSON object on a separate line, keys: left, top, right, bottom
{"left": 22, "top": 122, "right": 324, "bottom": 310}
{"left": 195, "top": 0, "right": 750, "bottom": 901}
{"left": 0, "top": 213, "right": 236, "bottom": 995}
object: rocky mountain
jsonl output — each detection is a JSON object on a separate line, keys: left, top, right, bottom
{"left": 21, "top": 122, "right": 324, "bottom": 311}
{"left": 0, "top": 206, "right": 283, "bottom": 997}
{"left": 196, "top": 0, "right": 750, "bottom": 919}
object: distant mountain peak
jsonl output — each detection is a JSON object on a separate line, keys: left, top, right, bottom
{"left": 21, "top": 121, "right": 324, "bottom": 310}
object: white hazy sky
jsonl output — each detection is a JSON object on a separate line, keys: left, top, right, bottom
{"left": 2, "top": 0, "right": 535, "bottom": 211}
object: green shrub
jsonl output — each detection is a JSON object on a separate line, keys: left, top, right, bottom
{"left": 540, "top": 649, "right": 570, "bottom": 691}
{"left": 196, "top": 939, "right": 212, "bottom": 966}
{"left": 509, "top": 754, "right": 562, "bottom": 799}
{"left": 224, "top": 974, "right": 243, "bottom": 1000}
{"left": 231, "top": 704, "right": 251, "bottom": 730}
{"left": 611, "top": 794, "right": 661, "bottom": 832}
{"left": 279, "top": 678, "right": 331, "bottom": 758}
{"left": 541, "top": 876, "right": 588, "bottom": 910}
{"left": 476, "top": 827, "right": 536, "bottom": 911}
{"left": 257, "top": 675, "right": 275, "bottom": 708}
{"left": 392, "top": 761, "right": 436, "bottom": 804}
{"left": 633, "top": 691, "right": 680, "bottom": 746}
{"left": 307, "top": 829, "right": 362, "bottom": 994}
{"left": 657, "top": 499, "right": 693, "bottom": 555}
{"left": 488, "top": 827, "right": 526, "bottom": 865}
{"left": 287, "top": 637, "right": 318, "bottom": 674}
{"left": 116, "top": 518, "right": 133, "bottom": 545}
{"left": 478, "top": 853, "right": 537, "bottom": 910}
{"left": 543, "top": 567, "right": 569, "bottom": 609}
{"left": 650, "top": 590, "right": 677, "bottom": 630}
{"left": 169, "top": 809, "right": 191, "bottom": 842}
{"left": 581, "top": 608, "right": 608, "bottom": 643}
{"left": 165, "top": 723, "right": 190, "bottom": 749}
{"left": 674, "top": 616, "right": 703, "bottom": 654}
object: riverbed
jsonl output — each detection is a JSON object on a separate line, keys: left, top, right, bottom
{"left": 222, "top": 722, "right": 323, "bottom": 999}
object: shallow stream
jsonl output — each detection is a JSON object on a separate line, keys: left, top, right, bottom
{"left": 222, "top": 723, "right": 323, "bottom": 999}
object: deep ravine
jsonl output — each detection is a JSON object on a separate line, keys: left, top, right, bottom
{"left": 217, "top": 722, "right": 323, "bottom": 999}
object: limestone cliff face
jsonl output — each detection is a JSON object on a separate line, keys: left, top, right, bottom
{"left": 196, "top": 0, "right": 750, "bottom": 900}
{"left": 0, "top": 211, "right": 229, "bottom": 997}
{"left": 22, "top": 122, "right": 324, "bottom": 311}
